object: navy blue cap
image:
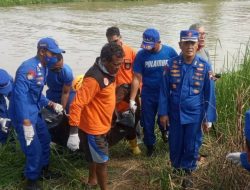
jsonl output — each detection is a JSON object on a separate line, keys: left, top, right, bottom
{"left": 141, "top": 28, "right": 160, "bottom": 50}
{"left": 245, "top": 110, "right": 250, "bottom": 141}
{"left": 0, "top": 69, "right": 12, "bottom": 96}
{"left": 180, "top": 30, "right": 199, "bottom": 42}
{"left": 37, "top": 37, "right": 65, "bottom": 54}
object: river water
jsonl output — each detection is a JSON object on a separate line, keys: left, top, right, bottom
{"left": 0, "top": 0, "right": 250, "bottom": 76}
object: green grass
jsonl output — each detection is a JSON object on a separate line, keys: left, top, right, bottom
{"left": 0, "top": 0, "right": 142, "bottom": 7}
{"left": 0, "top": 131, "right": 173, "bottom": 190}
{"left": 0, "top": 0, "right": 83, "bottom": 6}
{"left": 1, "top": 43, "right": 250, "bottom": 189}
{"left": 214, "top": 41, "right": 250, "bottom": 144}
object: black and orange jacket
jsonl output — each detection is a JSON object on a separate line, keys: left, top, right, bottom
{"left": 115, "top": 44, "right": 136, "bottom": 87}
{"left": 116, "top": 44, "right": 136, "bottom": 112}
{"left": 69, "top": 58, "right": 116, "bottom": 135}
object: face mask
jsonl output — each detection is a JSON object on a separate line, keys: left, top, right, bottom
{"left": 50, "top": 67, "right": 62, "bottom": 73}
{"left": 45, "top": 56, "right": 58, "bottom": 69}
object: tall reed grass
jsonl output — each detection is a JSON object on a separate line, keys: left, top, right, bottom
{"left": 215, "top": 41, "right": 250, "bottom": 146}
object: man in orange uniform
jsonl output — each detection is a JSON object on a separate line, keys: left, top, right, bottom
{"left": 68, "top": 42, "right": 124, "bottom": 190}
{"left": 105, "top": 26, "right": 141, "bottom": 155}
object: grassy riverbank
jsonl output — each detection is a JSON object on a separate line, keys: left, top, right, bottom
{"left": 0, "top": 0, "right": 141, "bottom": 7}
{"left": 0, "top": 46, "right": 250, "bottom": 190}
{"left": 0, "top": 0, "right": 81, "bottom": 6}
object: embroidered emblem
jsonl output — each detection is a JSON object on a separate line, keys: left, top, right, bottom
{"left": 170, "top": 69, "right": 180, "bottom": 74}
{"left": 125, "top": 63, "right": 131, "bottom": 69}
{"left": 194, "top": 81, "right": 200, "bottom": 86}
{"left": 172, "top": 64, "right": 179, "bottom": 69}
{"left": 197, "top": 67, "right": 204, "bottom": 71}
{"left": 193, "top": 89, "right": 200, "bottom": 94}
{"left": 103, "top": 78, "right": 109, "bottom": 86}
{"left": 124, "top": 63, "right": 131, "bottom": 70}
{"left": 172, "top": 84, "right": 177, "bottom": 89}
{"left": 192, "top": 76, "right": 198, "bottom": 79}
{"left": 124, "top": 59, "right": 131, "bottom": 70}
{"left": 192, "top": 76, "right": 201, "bottom": 80}
{"left": 27, "top": 70, "right": 36, "bottom": 80}
{"left": 195, "top": 72, "right": 203, "bottom": 77}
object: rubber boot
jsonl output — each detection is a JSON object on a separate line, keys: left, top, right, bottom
{"left": 146, "top": 145, "right": 155, "bottom": 157}
{"left": 128, "top": 138, "right": 141, "bottom": 155}
{"left": 24, "top": 179, "right": 42, "bottom": 190}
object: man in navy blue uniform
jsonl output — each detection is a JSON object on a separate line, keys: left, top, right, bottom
{"left": 46, "top": 55, "right": 74, "bottom": 112}
{"left": 158, "top": 30, "right": 216, "bottom": 188}
{"left": 45, "top": 55, "right": 75, "bottom": 147}
{"left": 0, "top": 69, "right": 13, "bottom": 144}
{"left": 130, "top": 28, "right": 178, "bottom": 156}
{"left": 9, "top": 37, "right": 64, "bottom": 190}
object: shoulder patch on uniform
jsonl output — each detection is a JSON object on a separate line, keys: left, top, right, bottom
{"left": 27, "top": 70, "right": 36, "bottom": 80}
{"left": 124, "top": 59, "right": 132, "bottom": 70}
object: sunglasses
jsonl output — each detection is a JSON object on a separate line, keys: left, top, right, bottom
{"left": 199, "top": 32, "right": 207, "bottom": 37}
